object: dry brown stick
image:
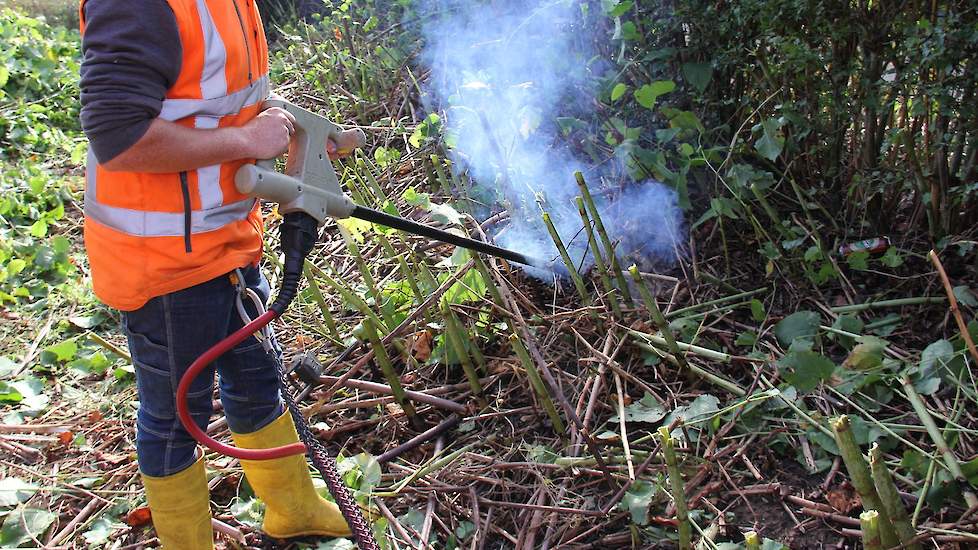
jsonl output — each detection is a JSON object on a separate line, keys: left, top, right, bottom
{"left": 419, "top": 437, "right": 445, "bottom": 549}
{"left": 211, "top": 518, "right": 245, "bottom": 544}
{"left": 47, "top": 498, "right": 103, "bottom": 546}
{"left": 477, "top": 498, "right": 606, "bottom": 517}
{"left": 377, "top": 499, "right": 421, "bottom": 550}
{"left": 929, "top": 249, "right": 978, "bottom": 366}
{"left": 0, "top": 424, "right": 73, "bottom": 434}
{"left": 0, "top": 459, "right": 116, "bottom": 503}
{"left": 316, "top": 375, "right": 467, "bottom": 413}
{"left": 797, "top": 506, "right": 862, "bottom": 527}
{"left": 0, "top": 438, "right": 44, "bottom": 462}
{"left": 839, "top": 528, "right": 978, "bottom": 543}
{"left": 377, "top": 415, "right": 461, "bottom": 464}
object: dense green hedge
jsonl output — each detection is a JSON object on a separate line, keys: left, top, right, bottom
{"left": 630, "top": 0, "right": 978, "bottom": 236}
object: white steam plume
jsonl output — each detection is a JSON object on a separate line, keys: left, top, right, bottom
{"left": 417, "top": 0, "right": 684, "bottom": 277}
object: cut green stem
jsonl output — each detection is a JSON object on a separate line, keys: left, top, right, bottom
{"left": 869, "top": 444, "right": 921, "bottom": 550}
{"left": 445, "top": 305, "right": 486, "bottom": 372}
{"left": 860, "top": 510, "right": 883, "bottom": 550}
{"left": 574, "top": 171, "right": 633, "bottom": 306}
{"left": 900, "top": 376, "right": 978, "bottom": 508}
{"left": 541, "top": 211, "right": 593, "bottom": 312}
{"left": 831, "top": 415, "right": 899, "bottom": 548}
{"left": 830, "top": 297, "right": 946, "bottom": 314}
{"left": 510, "top": 334, "right": 565, "bottom": 436}
{"left": 362, "top": 317, "right": 421, "bottom": 430}
{"left": 665, "top": 287, "right": 768, "bottom": 319}
{"left": 577, "top": 197, "right": 621, "bottom": 317}
{"left": 441, "top": 303, "right": 485, "bottom": 406}
{"left": 659, "top": 427, "right": 691, "bottom": 550}
{"left": 430, "top": 154, "right": 453, "bottom": 195}
{"left": 339, "top": 225, "right": 389, "bottom": 323}
{"left": 302, "top": 261, "right": 343, "bottom": 344}
{"left": 629, "top": 265, "right": 685, "bottom": 368}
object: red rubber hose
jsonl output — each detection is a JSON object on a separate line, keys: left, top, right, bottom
{"left": 175, "top": 309, "right": 307, "bottom": 460}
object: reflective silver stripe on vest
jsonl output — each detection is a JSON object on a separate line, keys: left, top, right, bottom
{"left": 84, "top": 150, "right": 255, "bottom": 238}
{"left": 193, "top": 115, "right": 224, "bottom": 209}
{"left": 86, "top": 195, "right": 255, "bottom": 237}
{"left": 159, "top": 75, "right": 269, "bottom": 121}
{"left": 195, "top": 0, "right": 228, "bottom": 99}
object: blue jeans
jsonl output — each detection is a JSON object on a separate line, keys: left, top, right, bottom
{"left": 122, "top": 265, "right": 284, "bottom": 477}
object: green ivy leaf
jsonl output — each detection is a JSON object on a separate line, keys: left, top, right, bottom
{"left": 842, "top": 337, "right": 886, "bottom": 370}
{"left": 350, "top": 453, "right": 382, "bottom": 493}
{"left": 455, "top": 520, "right": 476, "bottom": 540}
{"left": 610, "top": 82, "right": 628, "bottom": 102}
{"left": 778, "top": 350, "right": 835, "bottom": 392}
{"left": 619, "top": 480, "right": 657, "bottom": 525}
{"left": 681, "top": 62, "right": 712, "bottom": 92}
{"left": 0, "top": 478, "right": 37, "bottom": 507}
{"left": 753, "top": 118, "right": 785, "bottom": 161}
{"left": 880, "top": 247, "right": 904, "bottom": 268}
{"left": 82, "top": 516, "right": 123, "bottom": 546}
{"left": 441, "top": 269, "right": 487, "bottom": 306}
{"left": 633, "top": 80, "right": 675, "bottom": 110}
{"left": 953, "top": 285, "right": 977, "bottom": 307}
{"left": 920, "top": 339, "right": 953, "bottom": 377}
{"left": 428, "top": 203, "right": 463, "bottom": 226}
{"left": 736, "top": 331, "right": 757, "bottom": 347}
{"left": 230, "top": 497, "right": 264, "bottom": 529}
{"left": 847, "top": 251, "right": 870, "bottom": 270}
{"left": 45, "top": 339, "right": 78, "bottom": 362}
{"left": 830, "top": 315, "right": 864, "bottom": 349}
{"left": 0, "top": 508, "right": 56, "bottom": 547}
{"left": 29, "top": 219, "right": 48, "bottom": 238}
{"left": 603, "top": 0, "right": 634, "bottom": 16}
{"left": 0, "top": 381, "right": 23, "bottom": 404}
{"left": 774, "top": 310, "right": 820, "bottom": 347}
{"left": 402, "top": 186, "right": 431, "bottom": 208}
{"left": 750, "top": 299, "right": 766, "bottom": 321}
{"left": 611, "top": 392, "right": 666, "bottom": 424}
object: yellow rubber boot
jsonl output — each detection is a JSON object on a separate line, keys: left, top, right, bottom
{"left": 232, "top": 411, "right": 353, "bottom": 539}
{"left": 141, "top": 456, "right": 214, "bottom": 550}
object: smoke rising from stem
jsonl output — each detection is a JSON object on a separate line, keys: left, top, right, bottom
{"left": 418, "top": 0, "right": 684, "bottom": 278}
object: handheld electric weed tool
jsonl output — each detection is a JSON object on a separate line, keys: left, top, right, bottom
{"left": 175, "top": 99, "right": 538, "bottom": 548}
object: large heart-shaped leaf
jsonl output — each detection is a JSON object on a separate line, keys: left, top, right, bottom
{"left": 619, "top": 480, "right": 657, "bottom": 525}
{"left": 774, "top": 311, "right": 820, "bottom": 347}
{"left": 778, "top": 350, "right": 835, "bottom": 392}
{"left": 634, "top": 80, "right": 675, "bottom": 110}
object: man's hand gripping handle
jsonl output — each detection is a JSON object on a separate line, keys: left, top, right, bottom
{"left": 234, "top": 98, "right": 366, "bottom": 224}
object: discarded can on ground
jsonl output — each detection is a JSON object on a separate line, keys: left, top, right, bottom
{"left": 838, "top": 237, "right": 891, "bottom": 257}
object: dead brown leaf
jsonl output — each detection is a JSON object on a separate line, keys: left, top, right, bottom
{"left": 126, "top": 506, "right": 153, "bottom": 527}
{"left": 407, "top": 330, "right": 433, "bottom": 362}
{"left": 826, "top": 482, "right": 861, "bottom": 513}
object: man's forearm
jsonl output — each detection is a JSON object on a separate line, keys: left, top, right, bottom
{"left": 102, "top": 119, "right": 253, "bottom": 173}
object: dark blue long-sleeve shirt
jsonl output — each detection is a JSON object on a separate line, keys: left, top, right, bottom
{"left": 79, "top": 0, "right": 182, "bottom": 163}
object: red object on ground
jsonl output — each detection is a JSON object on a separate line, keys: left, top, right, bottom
{"left": 175, "top": 309, "right": 307, "bottom": 460}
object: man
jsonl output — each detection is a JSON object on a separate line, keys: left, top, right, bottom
{"left": 79, "top": 1, "right": 351, "bottom": 547}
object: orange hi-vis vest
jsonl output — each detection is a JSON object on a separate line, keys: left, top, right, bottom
{"left": 80, "top": 0, "right": 270, "bottom": 311}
